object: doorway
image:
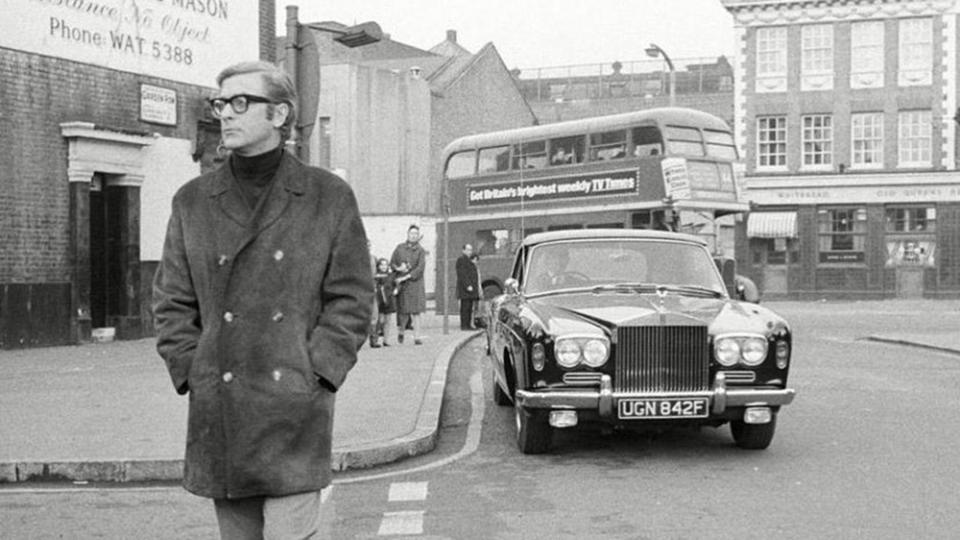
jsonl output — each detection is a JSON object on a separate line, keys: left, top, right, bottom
{"left": 89, "top": 174, "right": 123, "bottom": 330}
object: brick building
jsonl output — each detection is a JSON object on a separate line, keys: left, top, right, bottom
{"left": 0, "top": 1, "right": 276, "bottom": 347}
{"left": 723, "top": 0, "right": 960, "bottom": 299}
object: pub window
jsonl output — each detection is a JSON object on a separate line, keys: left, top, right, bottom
{"left": 665, "top": 125, "right": 705, "bottom": 157}
{"left": 898, "top": 110, "right": 932, "bottom": 167}
{"left": 549, "top": 136, "right": 585, "bottom": 165}
{"left": 631, "top": 125, "right": 663, "bottom": 157}
{"left": 802, "top": 114, "right": 833, "bottom": 168}
{"left": 851, "top": 20, "right": 884, "bottom": 88}
{"left": 757, "top": 116, "right": 787, "bottom": 169}
{"left": 445, "top": 150, "right": 476, "bottom": 179}
{"left": 589, "top": 130, "right": 627, "bottom": 161}
{"left": 478, "top": 146, "right": 511, "bottom": 173}
{"left": 898, "top": 18, "right": 932, "bottom": 86}
{"left": 818, "top": 208, "right": 867, "bottom": 263}
{"left": 801, "top": 24, "right": 833, "bottom": 78}
{"left": 511, "top": 140, "right": 547, "bottom": 170}
{"left": 852, "top": 112, "right": 884, "bottom": 168}
{"left": 885, "top": 207, "right": 936, "bottom": 233}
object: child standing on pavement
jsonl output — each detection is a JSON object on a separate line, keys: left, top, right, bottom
{"left": 373, "top": 258, "right": 397, "bottom": 347}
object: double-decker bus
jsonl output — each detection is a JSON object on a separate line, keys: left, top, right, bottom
{"left": 437, "top": 107, "right": 749, "bottom": 313}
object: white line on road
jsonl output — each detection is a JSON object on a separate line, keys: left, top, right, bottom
{"left": 377, "top": 510, "right": 425, "bottom": 536}
{"left": 388, "top": 481, "right": 428, "bottom": 502}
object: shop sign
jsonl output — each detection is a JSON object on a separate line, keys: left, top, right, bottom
{"left": 140, "top": 84, "right": 177, "bottom": 126}
{"left": 2, "top": 1, "right": 258, "bottom": 87}
{"left": 819, "top": 251, "right": 865, "bottom": 263}
{"left": 885, "top": 239, "right": 936, "bottom": 268}
{"left": 467, "top": 170, "right": 639, "bottom": 207}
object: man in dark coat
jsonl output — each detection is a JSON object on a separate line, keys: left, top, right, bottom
{"left": 152, "top": 61, "right": 373, "bottom": 538}
{"left": 390, "top": 224, "right": 427, "bottom": 344}
{"left": 455, "top": 243, "right": 480, "bottom": 330}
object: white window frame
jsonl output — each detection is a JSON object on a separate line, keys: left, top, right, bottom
{"left": 898, "top": 110, "right": 932, "bottom": 167}
{"left": 899, "top": 18, "right": 932, "bottom": 86}
{"left": 851, "top": 112, "right": 884, "bottom": 169}
{"left": 801, "top": 114, "right": 833, "bottom": 170}
{"left": 756, "top": 27, "right": 787, "bottom": 93}
{"left": 757, "top": 116, "right": 788, "bottom": 170}
{"left": 801, "top": 24, "right": 834, "bottom": 91}
{"left": 851, "top": 21, "right": 884, "bottom": 89}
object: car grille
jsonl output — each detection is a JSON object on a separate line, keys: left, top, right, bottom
{"left": 615, "top": 325, "right": 710, "bottom": 393}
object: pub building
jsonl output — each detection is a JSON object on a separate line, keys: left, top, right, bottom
{"left": 723, "top": 0, "right": 960, "bottom": 299}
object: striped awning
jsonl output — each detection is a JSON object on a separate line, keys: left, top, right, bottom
{"left": 747, "top": 212, "right": 798, "bottom": 238}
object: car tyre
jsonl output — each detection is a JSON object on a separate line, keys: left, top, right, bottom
{"left": 730, "top": 414, "right": 777, "bottom": 450}
{"left": 492, "top": 378, "right": 512, "bottom": 406}
{"left": 515, "top": 404, "right": 552, "bottom": 454}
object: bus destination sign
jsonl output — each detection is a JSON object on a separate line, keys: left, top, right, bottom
{"left": 467, "top": 169, "right": 639, "bottom": 207}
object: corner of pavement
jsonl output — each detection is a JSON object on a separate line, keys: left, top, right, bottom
{"left": 0, "top": 312, "right": 480, "bottom": 484}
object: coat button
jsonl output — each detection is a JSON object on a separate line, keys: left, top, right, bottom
{"left": 273, "top": 250, "right": 284, "bottom": 261}
{"left": 217, "top": 255, "right": 229, "bottom": 266}
{"left": 223, "top": 311, "right": 234, "bottom": 323}
{"left": 222, "top": 371, "right": 234, "bottom": 383}
{"left": 271, "top": 311, "right": 284, "bottom": 322}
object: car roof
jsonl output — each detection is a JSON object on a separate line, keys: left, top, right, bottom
{"left": 522, "top": 228, "right": 708, "bottom": 247}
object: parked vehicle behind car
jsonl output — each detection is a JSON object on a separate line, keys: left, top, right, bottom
{"left": 485, "top": 229, "right": 795, "bottom": 454}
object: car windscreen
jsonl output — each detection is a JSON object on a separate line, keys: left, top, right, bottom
{"left": 524, "top": 239, "right": 725, "bottom": 295}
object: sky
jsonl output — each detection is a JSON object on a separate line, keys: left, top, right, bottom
{"left": 277, "top": 0, "right": 737, "bottom": 71}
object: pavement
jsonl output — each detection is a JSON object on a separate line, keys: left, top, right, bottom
{"left": 0, "top": 300, "right": 958, "bottom": 485}
{"left": 0, "top": 312, "right": 480, "bottom": 484}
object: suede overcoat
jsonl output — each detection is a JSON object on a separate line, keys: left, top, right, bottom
{"left": 152, "top": 151, "right": 373, "bottom": 499}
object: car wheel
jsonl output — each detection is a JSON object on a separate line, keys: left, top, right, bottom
{"left": 515, "top": 403, "right": 552, "bottom": 454}
{"left": 492, "top": 377, "right": 511, "bottom": 406}
{"left": 730, "top": 414, "right": 777, "bottom": 450}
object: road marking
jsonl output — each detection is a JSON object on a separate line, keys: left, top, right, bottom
{"left": 335, "top": 366, "right": 486, "bottom": 485}
{"left": 377, "top": 510, "right": 424, "bottom": 536}
{"left": 388, "top": 481, "right": 428, "bottom": 502}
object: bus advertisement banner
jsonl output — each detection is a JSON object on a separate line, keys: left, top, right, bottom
{"left": 466, "top": 169, "right": 640, "bottom": 207}
{"left": 661, "top": 157, "right": 692, "bottom": 200}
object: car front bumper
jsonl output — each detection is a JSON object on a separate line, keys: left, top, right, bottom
{"left": 514, "top": 372, "right": 795, "bottom": 418}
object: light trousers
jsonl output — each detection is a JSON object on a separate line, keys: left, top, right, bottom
{"left": 213, "top": 486, "right": 331, "bottom": 540}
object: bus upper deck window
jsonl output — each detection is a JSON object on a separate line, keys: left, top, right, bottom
{"left": 512, "top": 141, "right": 547, "bottom": 170}
{"left": 479, "top": 146, "right": 511, "bottom": 173}
{"left": 631, "top": 126, "right": 663, "bottom": 157}
{"left": 703, "top": 129, "right": 739, "bottom": 160}
{"left": 664, "top": 125, "right": 705, "bottom": 157}
{"left": 446, "top": 150, "right": 476, "bottom": 178}
{"left": 589, "top": 130, "right": 627, "bottom": 161}
{"left": 549, "top": 136, "right": 585, "bottom": 165}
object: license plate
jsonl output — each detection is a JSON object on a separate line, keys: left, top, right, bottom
{"left": 617, "top": 397, "right": 709, "bottom": 419}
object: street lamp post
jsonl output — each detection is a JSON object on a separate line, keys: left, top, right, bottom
{"left": 645, "top": 43, "right": 675, "bottom": 107}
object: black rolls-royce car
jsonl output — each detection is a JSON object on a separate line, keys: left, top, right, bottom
{"left": 484, "top": 229, "right": 795, "bottom": 454}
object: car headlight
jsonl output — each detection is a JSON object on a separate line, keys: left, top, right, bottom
{"left": 555, "top": 340, "right": 582, "bottom": 368}
{"left": 582, "top": 339, "right": 609, "bottom": 367}
{"left": 554, "top": 336, "right": 610, "bottom": 368}
{"left": 714, "top": 338, "right": 741, "bottom": 367}
{"left": 740, "top": 337, "right": 768, "bottom": 366}
{"left": 715, "top": 334, "right": 769, "bottom": 367}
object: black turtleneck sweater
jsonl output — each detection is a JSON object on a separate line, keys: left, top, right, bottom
{"left": 229, "top": 145, "right": 284, "bottom": 212}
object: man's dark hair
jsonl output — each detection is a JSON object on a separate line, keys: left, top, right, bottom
{"left": 408, "top": 224, "right": 420, "bottom": 232}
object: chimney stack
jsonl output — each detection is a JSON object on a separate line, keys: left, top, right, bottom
{"left": 447, "top": 29, "right": 457, "bottom": 43}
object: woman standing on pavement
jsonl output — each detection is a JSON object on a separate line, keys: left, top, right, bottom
{"left": 391, "top": 224, "right": 427, "bottom": 345}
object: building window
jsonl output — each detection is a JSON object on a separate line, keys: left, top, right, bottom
{"left": 851, "top": 20, "right": 884, "bottom": 89}
{"left": 898, "top": 110, "right": 932, "bottom": 167}
{"left": 886, "top": 206, "right": 936, "bottom": 233}
{"left": 818, "top": 208, "right": 867, "bottom": 263}
{"left": 757, "top": 116, "right": 787, "bottom": 169}
{"left": 801, "top": 24, "right": 833, "bottom": 90}
{"left": 756, "top": 26, "right": 787, "bottom": 92}
{"left": 851, "top": 112, "right": 884, "bottom": 169}
{"left": 802, "top": 115, "right": 833, "bottom": 169}
{"left": 899, "top": 18, "right": 932, "bottom": 86}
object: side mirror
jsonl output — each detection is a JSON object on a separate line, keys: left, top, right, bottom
{"left": 504, "top": 278, "right": 519, "bottom": 295}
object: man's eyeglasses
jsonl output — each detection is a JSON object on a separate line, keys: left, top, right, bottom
{"left": 208, "top": 94, "right": 276, "bottom": 117}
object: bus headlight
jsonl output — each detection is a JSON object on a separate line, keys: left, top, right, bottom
{"left": 555, "top": 339, "right": 582, "bottom": 368}
{"left": 582, "top": 339, "right": 610, "bottom": 367}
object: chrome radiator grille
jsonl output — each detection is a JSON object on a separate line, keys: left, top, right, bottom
{"left": 614, "top": 326, "right": 710, "bottom": 393}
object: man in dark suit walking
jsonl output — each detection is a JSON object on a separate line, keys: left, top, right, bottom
{"left": 456, "top": 243, "right": 480, "bottom": 330}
